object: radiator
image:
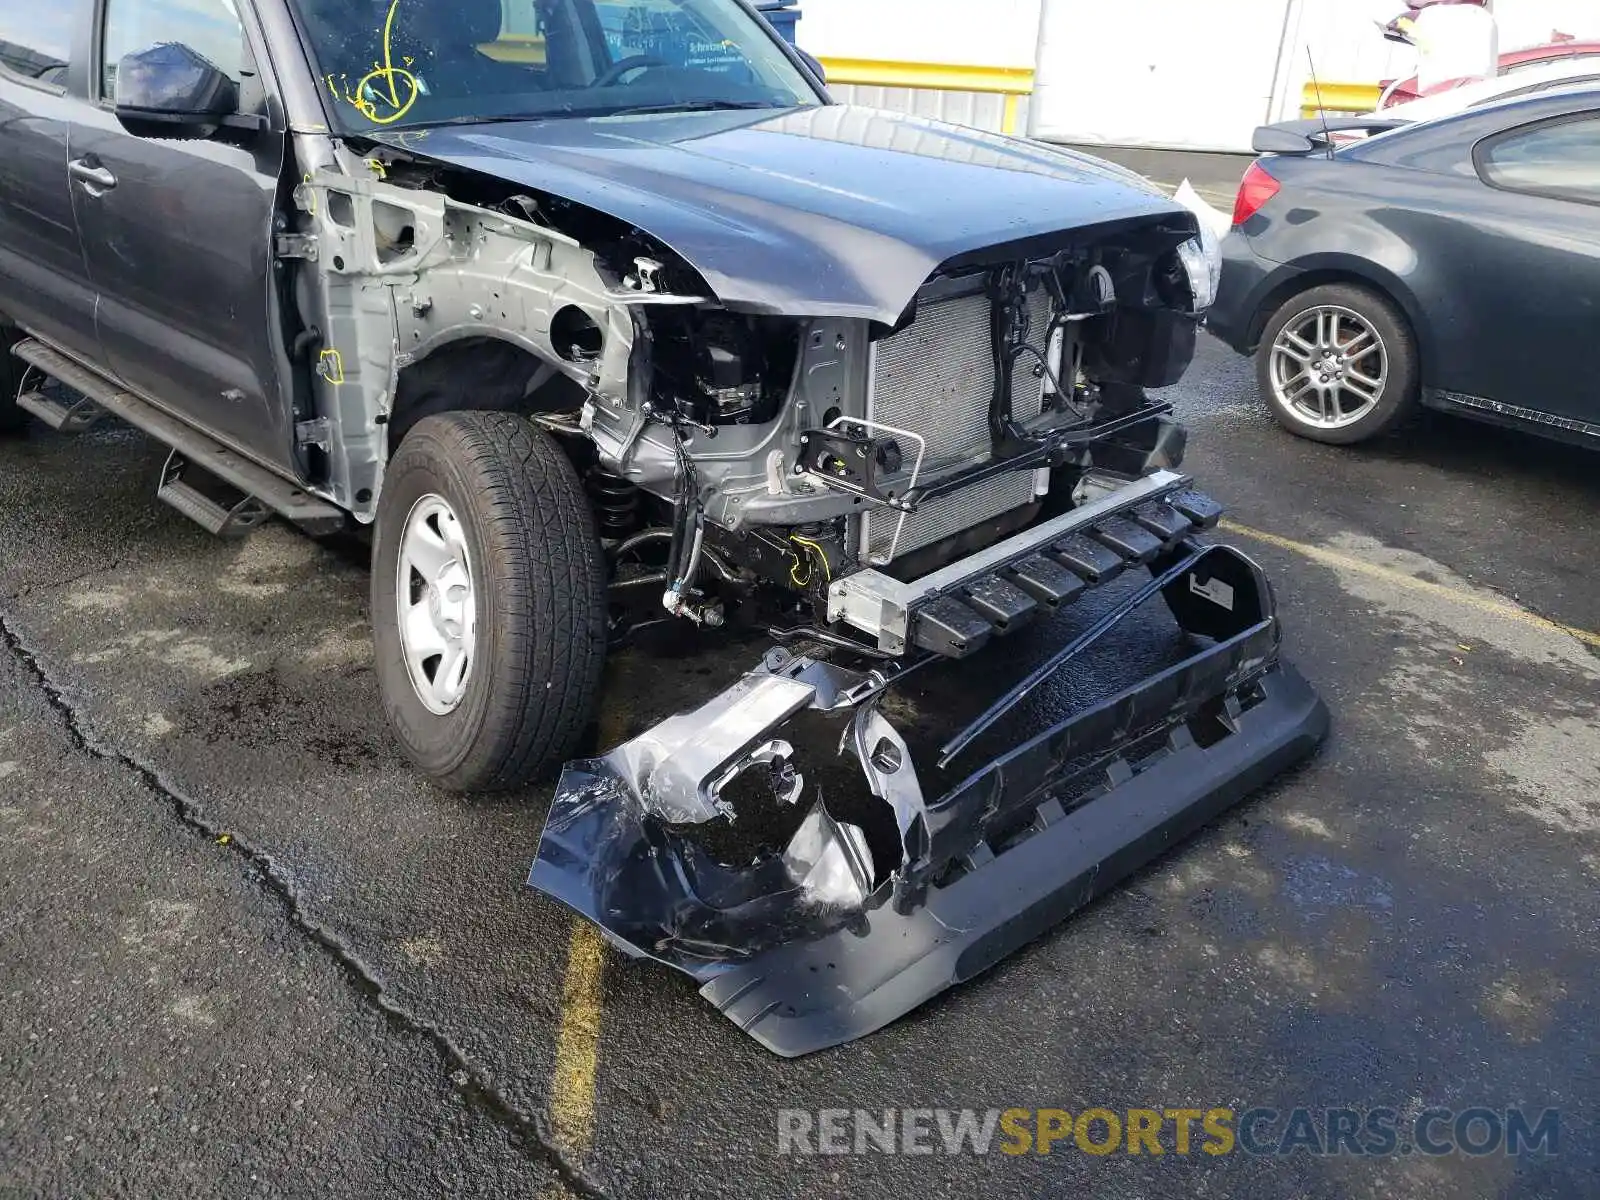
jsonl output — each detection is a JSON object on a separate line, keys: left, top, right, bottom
{"left": 861, "top": 285, "right": 1052, "bottom": 563}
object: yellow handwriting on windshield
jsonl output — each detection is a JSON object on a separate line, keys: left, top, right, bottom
{"left": 334, "top": 0, "right": 419, "bottom": 127}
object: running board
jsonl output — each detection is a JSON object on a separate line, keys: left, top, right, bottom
{"left": 11, "top": 339, "right": 344, "bottom": 535}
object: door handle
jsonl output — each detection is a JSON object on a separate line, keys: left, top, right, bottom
{"left": 69, "top": 158, "right": 118, "bottom": 194}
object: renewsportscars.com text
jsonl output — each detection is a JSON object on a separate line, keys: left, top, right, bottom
{"left": 777, "top": 1106, "right": 1560, "bottom": 1158}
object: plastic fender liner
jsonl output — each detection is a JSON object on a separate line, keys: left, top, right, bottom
{"left": 526, "top": 545, "right": 1330, "bottom": 1054}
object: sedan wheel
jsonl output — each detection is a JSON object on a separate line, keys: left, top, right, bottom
{"left": 1268, "top": 305, "right": 1387, "bottom": 431}
{"left": 1255, "top": 282, "right": 1419, "bottom": 446}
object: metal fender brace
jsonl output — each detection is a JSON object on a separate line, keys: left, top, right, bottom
{"left": 528, "top": 539, "right": 1329, "bottom": 1056}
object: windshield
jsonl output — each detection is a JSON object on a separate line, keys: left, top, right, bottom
{"left": 291, "top": 0, "right": 820, "bottom": 132}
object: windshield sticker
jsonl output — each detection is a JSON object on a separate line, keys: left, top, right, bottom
{"left": 602, "top": 3, "right": 744, "bottom": 73}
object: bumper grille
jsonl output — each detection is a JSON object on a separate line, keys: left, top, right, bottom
{"left": 862, "top": 286, "right": 1052, "bottom": 562}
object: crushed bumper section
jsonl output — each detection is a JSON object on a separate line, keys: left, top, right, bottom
{"left": 528, "top": 513, "right": 1329, "bottom": 1056}
{"left": 701, "top": 658, "right": 1325, "bottom": 1055}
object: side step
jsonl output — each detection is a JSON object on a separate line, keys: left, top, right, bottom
{"left": 158, "top": 450, "right": 272, "bottom": 537}
{"left": 14, "top": 380, "right": 105, "bottom": 433}
{"left": 11, "top": 338, "right": 344, "bottom": 536}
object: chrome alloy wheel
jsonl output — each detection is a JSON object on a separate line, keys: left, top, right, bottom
{"left": 1268, "top": 305, "right": 1388, "bottom": 430}
{"left": 397, "top": 494, "right": 476, "bottom": 715}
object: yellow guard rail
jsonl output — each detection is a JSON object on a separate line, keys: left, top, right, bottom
{"left": 816, "top": 57, "right": 1036, "bottom": 134}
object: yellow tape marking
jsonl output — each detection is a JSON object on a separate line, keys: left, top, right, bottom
{"left": 788, "top": 534, "right": 831, "bottom": 588}
{"left": 317, "top": 348, "right": 345, "bottom": 385}
{"left": 347, "top": 0, "right": 420, "bottom": 126}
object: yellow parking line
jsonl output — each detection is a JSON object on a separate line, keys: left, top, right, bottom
{"left": 1220, "top": 519, "right": 1600, "bottom": 650}
{"left": 549, "top": 919, "right": 608, "bottom": 1158}
{"left": 542, "top": 697, "right": 632, "bottom": 1189}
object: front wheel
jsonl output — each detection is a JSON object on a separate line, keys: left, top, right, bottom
{"left": 1256, "top": 283, "right": 1419, "bottom": 445}
{"left": 372, "top": 412, "right": 607, "bottom": 791}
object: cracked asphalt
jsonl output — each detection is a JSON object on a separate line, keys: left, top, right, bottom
{"left": 3, "top": 330, "right": 1598, "bottom": 1199}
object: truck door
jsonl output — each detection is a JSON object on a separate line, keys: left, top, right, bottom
{"left": 0, "top": 4, "right": 102, "bottom": 360}
{"left": 69, "top": 0, "right": 296, "bottom": 473}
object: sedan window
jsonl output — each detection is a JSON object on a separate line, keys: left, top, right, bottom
{"left": 1478, "top": 113, "right": 1600, "bottom": 205}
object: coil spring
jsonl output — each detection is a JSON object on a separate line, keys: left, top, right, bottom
{"left": 586, "top": 468, "right": 640, "bottom": 539}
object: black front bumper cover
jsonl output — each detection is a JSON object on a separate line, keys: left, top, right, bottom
{"left": 528, "top": 530, "right": 1329, "bottom": 1056}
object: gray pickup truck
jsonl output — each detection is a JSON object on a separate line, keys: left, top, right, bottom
{"left": 0, "top": 0, "right": 1326, "bottom": 1053}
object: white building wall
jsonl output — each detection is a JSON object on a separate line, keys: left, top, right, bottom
{"left": 1281, "top": 0, "right": 1417, "bottom": 86}
{"left": 791, "top": 0, "right": 1600, "bottom": 150}
{"left": 791, "top": 0, "right": 1041, "bottom": 134}
{"left": 1030, "top": 0, "right": 1296, "bottom": 150}
{"left": 1269, "top": 0, "right": 1418, "bottom": 125}
{"left": 794, "top": 0, "right": 1042, "bottom": 67}
{"left": 1495, "top": 0, "right": 1600, "bottom": 49}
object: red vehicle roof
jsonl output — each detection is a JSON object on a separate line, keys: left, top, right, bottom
{"left": 1381, "top": 40, "right": 1600, "bottom": 107}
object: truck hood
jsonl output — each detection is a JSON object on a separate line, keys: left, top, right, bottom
{"left": 372, "top": 104, "right": 1188, "bottom": 324}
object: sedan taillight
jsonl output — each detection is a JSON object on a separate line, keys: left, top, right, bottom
{"left": 1232, "top": 162, "right": 1281, "bottom": 227}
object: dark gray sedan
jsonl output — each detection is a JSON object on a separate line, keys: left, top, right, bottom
{"left": 1209, "top": 88, "right": 1600, "bottom": 446}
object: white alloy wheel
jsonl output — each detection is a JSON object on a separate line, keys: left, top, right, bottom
{"left": 1268, "top": 304, "right": 1388, "bottom": 431}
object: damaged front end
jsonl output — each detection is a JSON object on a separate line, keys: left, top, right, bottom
{"left": 489, "top": 145, "right": 1333, "bottom": 1053}
{"left": 531, "top": 504, "right": 1328, "bottom": 1056}
{"left": 294, "top": 108, "right": 1329, "bottom": 1051}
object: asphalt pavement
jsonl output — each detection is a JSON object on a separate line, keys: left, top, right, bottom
{"left": 3, "top": 329, "right": 1597, "bottom": 1199}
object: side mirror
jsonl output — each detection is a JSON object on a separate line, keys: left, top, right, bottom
{"left": 114, "top": 43, "right": 237, "bottom": 138}
{"left": 797, "top": 49, "right": 826, "bottom": 85}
